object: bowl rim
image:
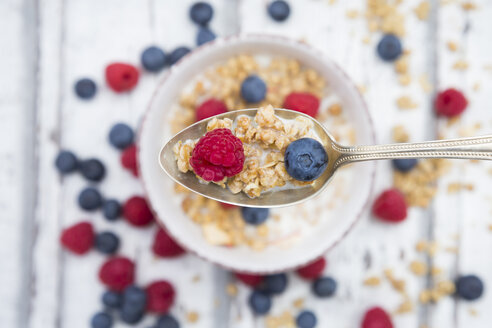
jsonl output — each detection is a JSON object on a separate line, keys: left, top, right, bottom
{"left": 137, "top": 33, "right": 377, "bottom": 274}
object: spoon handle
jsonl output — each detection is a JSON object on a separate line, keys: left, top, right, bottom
{"left": 333, "top": 135, "right": 492, "bottom": 169}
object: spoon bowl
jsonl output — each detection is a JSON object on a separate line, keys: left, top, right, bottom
{"left": 159, "top": 108, "right": 343, "bottom": 208}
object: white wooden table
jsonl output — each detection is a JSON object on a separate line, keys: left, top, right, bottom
{"left": 2, "top": 0, "right": 492, "bottom": 327}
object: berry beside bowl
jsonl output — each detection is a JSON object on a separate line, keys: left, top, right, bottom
{"left": 138, "top": 35, "right": 376, "bottom": 273}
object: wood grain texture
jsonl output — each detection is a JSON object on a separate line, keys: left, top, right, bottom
{"left": 0, "top": 0, "right": 491, "bottom": 327}
{"left": 0, "top": 0, "right": 38, "bottom": 327}
{"left": 431, "top": 1, "right": 492, "bottom": 327}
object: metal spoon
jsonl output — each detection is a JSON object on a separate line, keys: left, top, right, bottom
{"left": 159, "top": 108, "right": 492, "bottom": 208}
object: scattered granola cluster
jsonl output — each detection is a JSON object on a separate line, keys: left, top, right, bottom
{"left": 363, "top": 261, "right": 455, "bottom": 315}
{"left": 265, "top": 311, "right": 295, "bottom": 328}
{"left": 393, "top": 158, "right": 449, "bottom": 207}
{"left": 390, "top": 123, "right": 457, "bottom": 208}
{"left": 366, "top": 0, "right": 406, "bottom": 36}
{"left": 362, "top": 234, "right": 486, "bottom": 318}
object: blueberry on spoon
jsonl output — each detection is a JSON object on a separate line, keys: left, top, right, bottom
{"left": 285, "top": 138, "right": 328, "bottom": 181}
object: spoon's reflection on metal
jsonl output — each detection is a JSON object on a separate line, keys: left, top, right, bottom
{"left": 159, "top": 108, "right": 492, "bottom": 208}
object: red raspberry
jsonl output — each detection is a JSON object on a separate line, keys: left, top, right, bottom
{"left": 152, "top": 227, "right": 186, "bottom": 257}
{"left": 361, "top": 307, "right": 393, "bottom": 328}
{"left": 196, "top": 98, "right": 228, "bottom": 122}
{"left": 190, "top": 128, "right": 245, "bottom": 182}
{"left": 60, "top": 221, "right": 94, "bottom": 255}
{"left": 99, "top": 256, "right": 135, "bottom": 291}
{"left": 219, "top": 202, "right": 237, "bottom": 209}
{"left": 435, "top": 88, "right": 468, "bottom": 117}
{"left": 146, "top": 280, "right": 176, "bottom": 313}
{"left": 123, "top": 196, "right": 154, "bottom": 227}
{"left": 234, "top": 272, "right": 264, "bottom": 287}
{"left": 296, "top": 257, "right": 326, "bottom": 280}
{"left": 105, "top": 63, "right": 139, "bottom": 92}
{"left": 121, "top": 144, "right": 138, "bottom": 177}
{"left": 283, "top": 92, "right": 320, "bottom": 117}
{"left": 372, "top": 188, "right": 407, "bottom": 223}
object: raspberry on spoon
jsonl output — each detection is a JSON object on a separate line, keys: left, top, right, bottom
{"left": 190, "top": 128, "right": 245, "bottom": 182}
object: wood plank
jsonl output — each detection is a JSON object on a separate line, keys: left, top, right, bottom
{"left": 431, "top": 0, "right": 492, "bottom": 327}
{"left": 0, "top": 0, "right": 37, "bottom": 326}
{"left": 29, "top": 0, "right": 65, "bottom": 326}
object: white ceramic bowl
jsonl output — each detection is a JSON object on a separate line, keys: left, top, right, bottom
{"left": 138, "top": 35, "right": 376, "bottom": 273}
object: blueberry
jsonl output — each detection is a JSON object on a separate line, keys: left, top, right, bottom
{"left": 156, "top": 314, "right": 180, "bottom": 328}
{"left": 262, "top": 273, "right": 288, "bottom": 295}
{"left": 296, "top": 310, "right": 317, "bottom": 328}
{"left": 248, "top": 290, "right": 272, "bottom": 315}
{"left": 392, "top": 158, "right": 418, "bottom": 172}
{"left": 377, "top": 34, "right": 402, "bottom": 62}
{"left": 78, "top": 187, "right": 103, "bottom": 211}
{"left": 456, "top": 275, "right": 484, "bottom": 300}
{"left": 196, "top": 28, "right": 216, "bottom": 46}
{"left": 285, "top": 138, "right": 328, "bottom": 181}
{"left": 189, "top": 2, "right": 214, "bottom": 26}
{"left": 91, "top": 312, "right": 113, "bottom": 328}
{"left": 103, "top": 199, "right": 121, "bottom": 221}
{"left": 120, "top": 286, "right": 147, "bottom": 324}
{"left": 312, "top": 276, "right": 337, "bottom": 298}
{"left": 108, "top": 123, "right": 134, "bottom": 150}
{"left": 74, "top": 78, "right": 97, "bottom": 100}
{"left": 240, "top": 75, "right": 267, "bottom": 103}
{"left": 95, "top": 232, "right": 120, "bottom": 255}
{"left": 79, "top": 158, "right": 106, "bottom": 182}
{"left": 123, "top": 285, "right": 147, "bottom": 309}
{"left": 241, "top": 207, "right": 269, "bottom": 225}
{"left": 168, "top": 47, "right": 191, "bottom": 66}
{"left": 120, "top": 304, "right": 145, "bottom": 324}
{"left": 55, "top": 150, "right": 78, "bottom": 173}
{"left": 141, "top": 46, "right": 167, "bottom": 72}
{"left": 102, "top": 290, "right": 123, "bottom": 309}
{"left": 268, "top": 0, "right": 290, "bottom": 22}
